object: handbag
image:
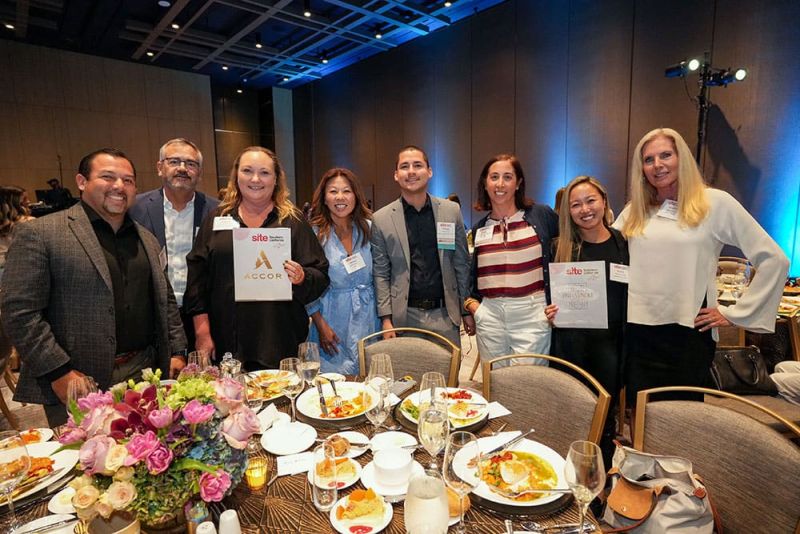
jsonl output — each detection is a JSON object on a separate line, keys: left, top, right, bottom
{"left": 709, "top": 346, "right": 777, "bottom": 395}
{"left": 602, "top": 444, "right": 721, "bottom": 533}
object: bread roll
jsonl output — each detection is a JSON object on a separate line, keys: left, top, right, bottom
{"left": 447, "top": 487, "right": 471, "bottom": 517}
{"left": 326, "top": 434, "right": 351, "bottom": 457}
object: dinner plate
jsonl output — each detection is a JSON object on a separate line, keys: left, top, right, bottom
{"left": 327, "top": 431, "right": 369, "bottom": 459}
{"left": 296, "top": 381, "right": 378, "bottom": 420}
{"left": 260, "top": 421, "right": 317, "bottom": 456}
{"left": 15, "top": 513, "right": 77, "bottom": 534}
{"left": 454, "top": 437, "right": 567, "bottom": 507}
{"left": 20, "top": 428, "right": 54, "bottom": 444}
{"left": 248, "top": 370, "right": 296, "bottom": 402}
{"left": 369, "top": 431, "right": 417, "bottom": 452}
{"left": 329, "top": 492, "right": 393, "bottom": 534}
{"left": 360, "top": 460, "right": 424, "bottom": 498}
{"left": 4, "top": 441, "right": 79, "bottom": 506}
{"left": 398, "top": 387, "right": 489, "bottom": 428}
{"left": 258, "top": 408, "right": 291, "bottom": 433}
{"left": 48, "top": 486, "right": 76, "bottom": 514}
{"left": 306, "top": 457, "right": 362, "bottom": 490}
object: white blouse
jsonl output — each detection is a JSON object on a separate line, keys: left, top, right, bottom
{"left": 613, "top": 188, "right": 788, "bottom": 337}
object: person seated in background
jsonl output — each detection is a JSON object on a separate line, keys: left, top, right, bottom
{"left": 45, "top": 178, "right": 75, "bottom": 208}
{"left": 184, "top": 146, "right": 329, "bottom": 370}
{"left": 1, "top": 148, "right": 187, "bottom": 426}
{"left": 307, "top": 168, "right": 379, "bottom": 374}
{"left": 771, "top": 360, "right": 800, "bottom": 406}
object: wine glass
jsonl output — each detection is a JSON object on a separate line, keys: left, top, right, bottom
{"left": 298, "top": 342, "right": 321, "bottom": 386}
{"left": 66, "top": 375, "right": 98, "bottom": 417}
{"left": 443, "top": 431, "right": 480, "bottom": 534}
{"left": 564, "top": 440, "right": 606, "bottom": 534}
{"left": 279, "top": 358, "right": 305, "bottom": 423}
{"left": 368, "top": 352, "right": 394, "bottom": 386}
{"left": 404, "top": 468, "right": 449, "bottom": 534}
{"left": 418, "top": 407, "right": 449, "bottom": 469}
{"left": 188, "top": 350, "right": 211, "bottom": 369}
{"left": 420, "top": 371, "right": 448, "bottom": 413}
{"left": 0, "top": 431, "right": 31, "bottom": 532}
{"left": 363, "top": 380, "right": 390, "bottom": 437}
{"left": 235, "top": 373, "right": 263, "bottom": 452}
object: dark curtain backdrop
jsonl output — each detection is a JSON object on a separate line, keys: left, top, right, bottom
{"left": 294, "top": 0, "right": 800, "bottom": 275}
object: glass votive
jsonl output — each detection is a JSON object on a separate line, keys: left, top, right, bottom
{"left": 245, "top": 457, "right": 268, "bottom": 491}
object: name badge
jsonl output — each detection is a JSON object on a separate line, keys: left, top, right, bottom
{"left": 213, "top": 216, "right": 240, "bottom": 230}
{"left": 474, "top": 226, "right": 494, "bottom": 246}
{"left": 609, "top": 263, "right": 629, "bottom": 284}
{"left": 656, "top": 199, "right": 679, "bottom": 220}
{"left": 342, "top": 252, "right": 367, "bottom": 274}
{"left": 436, "top": 222, "right": 456, "bottom": 250}
{"left": 158, "top": 246, "right": 167, "bottom": 271}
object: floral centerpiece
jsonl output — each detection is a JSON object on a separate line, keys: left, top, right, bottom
{"left": 58, "top": 365, "right": 260, "bottom": 528}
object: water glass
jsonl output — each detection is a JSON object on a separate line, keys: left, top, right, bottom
{"left": 311, "top": 443, "right": 338, "bottom": 512}
{"left": 419, "top": 371, "right": 448, "bottom": 413}
{"left": 0, "top": 431, "right": 31, "bottom": 532}
{"left": 368, "top": 352, "right": 394, "bottom": 385}
{"left": 66, "top": 375, "right": 98, "bottom": 416}
{"left": 564, "top": 440, "right": 606, "bottom": 534}
{"left": 279, "top": 358, "right": 305, "bottom": 422}
{"left": 363, "top": 379, "right": 390, "bottom": 437}
{"left": 405, "top": 468, "right": 449, "bottom": 534}
{"left": 443, "top": 431, "right": 479, "bottom": 534}
{"left": 234, "top": 373, "right": 263, "bottom": 451}
{"left": 418, "top": 407, "right": 449, "bottom": 469}
{"left": 189, "top": 350, "right": 211, "bottom": 369}
{"left": 298, "top": 342, "right": 321, "bottom": 386}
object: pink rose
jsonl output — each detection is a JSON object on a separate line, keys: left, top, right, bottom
{"left": 182, "top": 399, "right": 215, "bottom": 425}
{"left": 212, "top": 378, "right": 244, "bottom": 416}
{"left": 147, "top": 407, "right": 174, "bottom": 429}
{"left": 199, "top": 470, "right": 231, "bottom": 502}
{"left": 79, "top": 435, "right": 116, "bottom": 475}
{"left": 220, "top": 406, "right": 260, "bottom": 449}
{"left": 58, "top": 425, "right": 87, "bottom": 445}
{"left": 77, "top": 391, "right": 114, "bottom": 412}
{"left": 145, "top": 443, "right": 173, "bottom": 474}
{"left": 80, "top": 404, "right": 123, "bottom": 438}
{"left": 124, "top": 431, "right": 159, "bottom": 466}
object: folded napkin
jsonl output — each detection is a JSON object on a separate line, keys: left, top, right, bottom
{"left": 388, "top": 393, "right": 402, "bottom": 407}
{"left": 487, "top": 401, "right": 511, "bottom": 419}
{"left": 276, "top": 452, "right": 314, "bottom": 476}
{"left": 258, "top": 403, "right": 280, "bottom": 432}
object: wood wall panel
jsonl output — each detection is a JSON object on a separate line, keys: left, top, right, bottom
{"left": 348, "top": 63, "right": 378, "bottom": 190}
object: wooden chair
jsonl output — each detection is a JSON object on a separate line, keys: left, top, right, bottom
{"left": 0, "top": 331, "right": 20, "bottom": 430}
{"left": 481, "top": 354, "right": 610, "bottom": 456}
{"left": 357, "top": 328, "right": 461, "bottom": 386}
{"left": 634, "top": 386, "right": 800, "bottom": 533}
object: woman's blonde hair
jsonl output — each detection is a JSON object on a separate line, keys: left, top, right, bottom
{"left": 622, "top": 128, "right": 708, "bottom": 236}
{"left": 554, "top": 176, "right": 612, "bottom": 263}
{"left": 218, "top": 146, "right": 299, "bottom": 223}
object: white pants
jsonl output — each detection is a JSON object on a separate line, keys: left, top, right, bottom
{"left": 474, "top": 293, "right": 550, "bottom": 367}
{"left": 772, "top": 360, "right": 800, "bottom": 406}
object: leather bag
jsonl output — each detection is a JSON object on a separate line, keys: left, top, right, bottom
{"left": 709, "top": 346, "right": 777, "bottom": 395}
{"left": 602, "top": 444, "right": 721, "bottom": 533}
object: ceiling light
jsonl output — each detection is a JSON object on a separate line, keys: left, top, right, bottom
{"left": 222, "top": 65, "right": 229, "bottom": 70}
{"left": 4, "top": 23, "right": 14, "bottom": 30}
{"left": 255, "top": 35, "right": 263, "bottom": 49}
{"left": 282, "top": 76, "right": 289, "bottom": 82}
{"left": 444, "top": 1, "right": 452, "bottom": 6}
{"left": 322, "top": 57, "right": 328, "bottom": 64}
{"left": 375, "top": 29, "right": 383, "bottom": 39}
{"left": 236, "top": 88, "right": 243, "bottom": 94}
{"left": 146, "top": 51, "right": 155, "bottom": 57}
{"left": 734, "top": 68, "right": 747, "bottom": 81}
{"left": 171, "top": 22, "right": 180, "bottom": 29}
{"left": 158, "top": 0, "right": 172, "bottom": 7}
{"left": 303, "top": 0, "right": 312, "bottom": 17}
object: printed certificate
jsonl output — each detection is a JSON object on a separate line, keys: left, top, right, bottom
{"left": 549, "top": 261, "right": 608, "bottom": 329}
{"left": 232, "top": 228, "right": 292, "bottom": 301}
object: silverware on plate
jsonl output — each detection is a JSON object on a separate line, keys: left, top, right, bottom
{"left": 18, "top": 517, "right": 77, "bottom": 534}
{"left": 315, "top": 381, "right": 329, "bottom": 417}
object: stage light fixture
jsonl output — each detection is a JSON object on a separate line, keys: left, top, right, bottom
{"left": 171, "top": 22, "right": 180, "bottom": 29}
{"left": 734, "top": 68, "right": 747, "bottom": 81}
{"left": 222, "top": 65, "right": 229, "bottom": 70}
{"left": 687, "top": 58, "right": 701, "bottom": 71}
{"left": 146, "top": 51, "right": 155, "bottom": 57}
{"left": 303, "top": 0, "right": 312, "bottom": 17}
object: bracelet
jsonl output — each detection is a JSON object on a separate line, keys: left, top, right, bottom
{"left": 463, "top": 298, "right": 479, "bottom": 312}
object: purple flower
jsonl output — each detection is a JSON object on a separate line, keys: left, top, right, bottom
{"left": 182, "top": 399, "right": 215, "bottom": 425}
{"left": 124, "top": 431, "right": 159, "bottom": 466}
{"left": 79, "top": 435, "right": 116, "bottom": 475}
{"left": 220, "top": 406, "right": 260, "bottom": 449}
{"left": 145, "top": 443, "right": 173, "bottom": 474}
{"left": 77, "top": 391, "right": 113, "bottom": 412}
{"left": 58, "top": 425, "right": 87, "bottom": 445}
{"left": 212, "top": 378, "right": 244, "bottom": 416}
{"left": 147, "top": 407, "right": 174, "bottom": 429}
{"left": 80, "top": 404, "right": 123, "bottom": 438}
{"left": 199, "top": 470, "right": 231, "bottom": 502}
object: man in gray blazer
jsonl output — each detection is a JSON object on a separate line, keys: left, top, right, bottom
{"left": 371, "top": 146, "right": 475, "bottom": 346}
{"left": 129, "top": 138, "right": 219, "bottom": 350}
{"left": 1, "top": 148, "right": 187, "bottom": 426}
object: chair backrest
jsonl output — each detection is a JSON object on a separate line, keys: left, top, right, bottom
{"left": 357, "top": 328, "right": 461, "bottom": 386}
{"left": 481, "top": 354, "right": 610, "bottom": 456}
{"left": 634, "top": 386, "right": 800, "bottom": 534}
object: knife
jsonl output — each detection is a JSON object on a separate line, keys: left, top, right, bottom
{"left": 316, "top": 381, "right": 329, "bottom": 417}
{"left": 11, "top": 467, "right": 65, "bottom": 499}
{"left": 477, "top": 428, "right": 535, "bottom": 461}
{"left": 19, "top": 517, "right": 78, "bottom": 534}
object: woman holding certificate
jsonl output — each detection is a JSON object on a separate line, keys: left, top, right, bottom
{"left": 465, "top": 154, "right": 559, "bottom": 364}
{"left": 545, "top": 176, "right": 628, "bottom": 463}
{"left": 184, "top": 147, "right": 329, "bottom": 370}
{"left": 306, "top": 168, "right": 379, "bottom": 374}
{"left": 614, "top": 128, "right": 788, "bottom": 403}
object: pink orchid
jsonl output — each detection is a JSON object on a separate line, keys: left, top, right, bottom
{"left": 199, "top": 470, "right": 231, "bottom": 502}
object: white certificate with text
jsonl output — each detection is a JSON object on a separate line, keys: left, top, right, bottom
{"left": 549, "top": 261, "right": 608, "bottom": 329}
{"left": 232, "top": 228, "right": 292, "bottom": 301}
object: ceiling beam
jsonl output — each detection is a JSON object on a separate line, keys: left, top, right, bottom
{"left": 131, "top": 0, "right": 193, "bottom": 60}
{"left": 321, "top": 0, "right": 428, "bottom": 35}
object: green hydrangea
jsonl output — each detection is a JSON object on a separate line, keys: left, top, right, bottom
{"left": 165, "top": 378, "right": 216, "bottom": 410}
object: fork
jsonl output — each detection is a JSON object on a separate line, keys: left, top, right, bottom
{"left": 522, "top": 520, "right": 595, "bottom": 533}
{"left": 329, "top": 379, "right": 344, "bottom": 408}
{"left": 492, "top": 486, "right": 573, "bottom": 498}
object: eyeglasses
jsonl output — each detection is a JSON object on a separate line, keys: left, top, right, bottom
{"left": 162, "top": 157, "right": 200, "bottom": 171}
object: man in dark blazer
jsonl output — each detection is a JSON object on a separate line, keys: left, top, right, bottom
{"left": 129, "top": 138, "right": 219, "bottom": 351}
{"left": 1, "top": 148, "right": 187, "bottom": 426}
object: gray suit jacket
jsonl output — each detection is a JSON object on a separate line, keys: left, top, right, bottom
{"left": 0, "top": 203, "right": 186, "bottom": 405}
{"left": 129, "top": 188, "right": 219, "bottom": 250}
{"left": 371, "top": 196, "right": 470, "bottom": 328}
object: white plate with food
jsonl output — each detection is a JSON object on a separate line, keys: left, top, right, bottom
{"left": 248, "top": 369, "right": 299, "bottom": 402}
{"left": 454, "top": 437, "right": 566, "bottom": 507}
{"left": 4, "top": 441, "right": 79, "bottom": 506}
{"left": 399, "top": 387, "right": 489, "bottom": 428}
{"left": 330, "top": 489, "right": 393, "bottom": 534}
{"left": 20, "top": 428, "right": 54, "bottom": 445}
{"left": 324, "top": 432, "right": 370, "bottom": 459}
{"left": 307, "top": 456, "right": 362, "bottom": 490}
{"left": 48, "top": 486, "right": 76, "bottom": 514}
{"left": 260, "top": 421, "right": 317, "bottom": 456}
{"left": 15, "top": 513, "right": 77, "bottom": 534}
{"left": 296, "top": 381, "right": 377, "bottom": 420}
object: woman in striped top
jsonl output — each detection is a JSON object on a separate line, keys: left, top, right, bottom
{"left": 465, "top": 154, "right": 559, "bottom": 365}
